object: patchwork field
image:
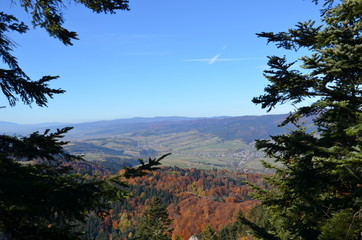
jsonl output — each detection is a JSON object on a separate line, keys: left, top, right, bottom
{"left": 4, "top": 115, "right": 295, "bottom": 172}
{"left": 65, "top": 130, "right": 267, "bottom": 172}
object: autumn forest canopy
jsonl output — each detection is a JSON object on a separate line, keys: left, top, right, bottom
{"left": 0, "top": 0, "right": 361, "bottom": 239}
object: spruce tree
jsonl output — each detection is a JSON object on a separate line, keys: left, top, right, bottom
{"left": 134, "top": 197, "right": 173, "bottom": 240}
{"left": 201, "top": 225, "right": 217, "bottom": 240}
{"left": 0, "top": 1, "right": 167, "bottom": 239}
{"left": 247, "top": 0, "right": 362, "bottom": 239}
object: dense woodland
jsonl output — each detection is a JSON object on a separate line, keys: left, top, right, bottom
{"left": 76, "top": 167, "right": 264, "bottom": 240}
{"left": 0, "top": 0, "right": 361, "bottom": 239}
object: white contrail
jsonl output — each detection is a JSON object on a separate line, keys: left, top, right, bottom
{"left": 208, "top": 54, "right": 221, "bottom": 64}
{"left": 184, "top": 43, "right": 266, "bottom": 64}
{"left": 184, "top": 57, "right": 265, "bottom": 63}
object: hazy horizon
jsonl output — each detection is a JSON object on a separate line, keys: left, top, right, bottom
{"left": 2, "top": 112, "right": 290, "bottom": 125}
{"left": 3, "top": 0, "right": 320, "bottom": 124}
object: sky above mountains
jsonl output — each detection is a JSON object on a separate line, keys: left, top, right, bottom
{"left": 3, "top": 0, "right": 321, "bottom": 124}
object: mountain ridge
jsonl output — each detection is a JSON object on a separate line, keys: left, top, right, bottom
{"left": 2, "top": 114, "right": 306, "bottom": 171}
{"left": 1, "top": 114, "right": 291, "bottom": 142}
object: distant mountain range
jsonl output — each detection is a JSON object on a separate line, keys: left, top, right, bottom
{"left": 1, "top": 114, "right": 294, "bottom": 142}
{"left": 2, "top": 114, "right": 315, "bottom": 171}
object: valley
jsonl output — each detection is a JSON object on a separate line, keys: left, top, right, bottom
{"left": 66, "top": 131, "right": 266, "bottom": 172}
{"left": 2, "top": 114, "right": 295, "bottom": 173}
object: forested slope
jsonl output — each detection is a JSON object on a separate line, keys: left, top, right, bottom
{"left": 79, "top": 167, "right": 264, "bottom": 240}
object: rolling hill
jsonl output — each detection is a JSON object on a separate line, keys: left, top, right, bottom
{"left": 2, "top": 114, "right": 304, "bottom": 172}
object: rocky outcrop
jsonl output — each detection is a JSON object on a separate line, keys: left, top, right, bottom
{"left": 189, "top": 235, "right": 199, "bottom": 240}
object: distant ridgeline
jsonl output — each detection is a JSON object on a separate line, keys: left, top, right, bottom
{"left": 1, "top": 114, "right": 314, "bottom": 172}
{"left": 1, "top": 114, "right": 312, "bottom": 142}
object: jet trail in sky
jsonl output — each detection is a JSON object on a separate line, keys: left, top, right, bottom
{"left": 208, "top": 54, "right": 221, "bottom": 64}
{"left": 184, "top": 57, "right": 265, "bottom": 64}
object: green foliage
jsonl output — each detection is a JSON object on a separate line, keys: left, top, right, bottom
{"left": 134, "top": 197, "right": 173, "bottom": 240}
{"left": 0, "top": 11, "right": 64, "bottom": 107}
{"left": 319, "top": 209, "right": 362, "bottom": 240}
{"left": 20, "top": 0, "right": 129, "bottom": 45}
{"left": 201, "top": 225, "right": 217, "bottom": 240}
{"left": 122, "top": 153, "right": 169, "bottom": 179}
{"left": 1, "top": 0, "right": 129, "bottom": 107}
{"left": 236, "top": 211, "right": 280, "bottom": 240}
{"left": 118, "top": 212, "right": 132, "bottom": 232}
{"left": 174, "top": 235, "right": 184, "bottom": 240}
{"left": 216, "top": 211, "right": 248, "bottom": 240}
{"left": 246, "top": 0, "right": 362, "bottom": 239}
{"left": 0, "top": 0, "right": 169, "bottom": 239}
{"left": 0, "top": 127, "right": 166, "bottom": 239}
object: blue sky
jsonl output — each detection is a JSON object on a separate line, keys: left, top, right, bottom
{"left": 2, "top": 0, "right": 321, "bottom": 124}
